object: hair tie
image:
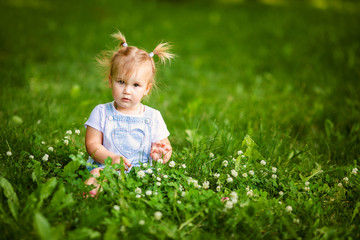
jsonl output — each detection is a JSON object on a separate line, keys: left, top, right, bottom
{"left": 122, "top": 43, "right": 128, "bottom": 47}
{"left": 149, "top": 52, "right": 154, "bottom": 58}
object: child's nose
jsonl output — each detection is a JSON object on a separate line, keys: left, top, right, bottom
{"left": 123, "top": 85, "right": 130, "bottom": 94}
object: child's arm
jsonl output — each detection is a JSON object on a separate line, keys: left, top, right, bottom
{"left": 85, "top": 126, "right": 132, "bottom": 169}
{"left": 150, "top": 138, "right": 172, "bottom": 164}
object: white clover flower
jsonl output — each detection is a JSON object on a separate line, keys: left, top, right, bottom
{"left": 156, "top": 177, "right": 161, "bottom": 182}
{"left": 227, "top": 177, "right": 233, "bottom": 183}
{"left": 285, "top": 205, "right": 293, "bottom": 212}
{"left": 63, "top": 139, "right": 69, "bottom": 145}
{"left": 249, "top": 170, "right": 254, "bottom": 176}
{"left": 241, "top": 155, "right": 246, "bottom": 158}
{"left": 246, "top": 190, "right": 253, "bottom": 197}
{"left": 157, "top": 168, "right": 161, "bottom": 172}
{"left": 216, "top": 185, "right": 221, "bottom": 192}
{"left": 37, "top": 120, "right": 41, "bottom": 125}
{"left": 272, "top": 167, "right": 277, "bottom": 173}
{"left": 146, "top": 168, "right": 153, "bottom": 174}
{"left": 139, "top": 220, "right": 145, "bottom": 225}
{"left": 135, "top": 187, "right": 142, "bottom": 194}
{"left": 246, "top": 186, "right": 250, "bottom": 191}
{"left": 209, "top": 152, "right": 214, "bottom": 158}
{"left": 66, "top": 130, "right": 72, "bottom": 135}
{"left": 157, "top": 159, "right": 163, "bottom": 165}
{"left": 143, "top": 163, "right": 148, "bottom": 168}
{"left": 29, "top": 155, "right": 34, "bottom": 159}
{"left": 41, "top": 141, "right": 46, "bottom": 145}
{"left": 136, "top": 194, "right": 141, "bottom": 198}
{"left": 137, "top": 170, "right": 146, "bottom": 178}
{"left": 64, "top": 135, "right": 70, "bottom": 139}
{"left": 202, "top": 181, "right": 210, "bottom": 190}
{"left": 179, "top": 185, "right": 184, "bottom": 191}
{"left": 224, "top": 200, "right": 233, "bottom": 209}
{"left": 177, "top": 200, "right": 182, "bottom": 204}
{"left": 42, "top": 154, "right": 49, "bottom": 161}
{"left": 168, "top": 161, "right": 176, "bottom": 168}
{"left": 113, "top": 205, "right": 120, "bottom": 211}
{"left": 305, "top": 181, "right": 310, "bottom": 186}
{"left": 213, "top": 173, "right": 220, "bottom": 178}
{"left": 279, "top": 201, "right": 282, "bottom": 205}
{"left": 154, "top": 191, "right": 158, "bottom": 196}
{"left": 352, "top": 168, "right": 358, "bottom": 175}
{"left": 260, "top": 160, "right": 266, "bottom": 166}
{"left": 337, "top": 183, "right": 343, "bottom": 188}
{"left": 279, "top": 191, "right": 284, "bottom": 196}
{"left": 304, "top": 186, "right": 310, "bottom": 191}
{"left": 154, "top": 211, "right": 162, "bottom": 220}
{"left": 48, "top": 147, "right": 54, "bottom": 152}
{"left": 75, "top": 129, "right": 80, "bottom": 135}
{"left": 272, "top": 174, "right": 277, "bottom": 179}
{"left": 263, "top": 172, "right": 268, "bottom": 177}
{"left": 156, "top": 182, "right": 161, "bottom": 186}
{"left": 163, "top": 175, "right": 168, "bottom": 179}
{"left": 181, "top": 164, "right": 186, "bottom": 169}
{"left": 242, "top": 173, "right": 248, "bottom": 178}
{"left": 6, "top": 151, "right": 12, "bottom": 156}
{"left": 237, "top": 150, "right": 243, "bottom": 155}
{"left": 343, "top": 177, "right": 349, "bottom": 183}
{"left": 230, "top": 191, "right": 238, "bottom": 199}
{"left": 188, "top": 177, "right": 201, "bottom": 188}
{"left": 222, "top": 160, "right": 228, "bottom": 167}
{"left": 231, "top": 169, "right": 238, "bottom": 178}
{"left": 145, "top": 190, "right": 152, "bottom": 196}
{"left": 293, "top": 218, "right": 300, "bottom": 224}
{"left": 241, "top": 165, "right": 246, "bottom": 169}
{"left": 231, "top": 197, "right": 238, "bottom": 204}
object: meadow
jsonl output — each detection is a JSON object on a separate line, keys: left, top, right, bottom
{"left": 0, "top": 0, "right": 360, "bottom": 239}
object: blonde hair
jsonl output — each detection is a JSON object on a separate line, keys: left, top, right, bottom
{"left": 97, "top": 31, "right": 174, "bottom": 90}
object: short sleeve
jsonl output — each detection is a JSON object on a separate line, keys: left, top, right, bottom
{"left": 84, "top": 104, "right": 106, "bottom": 133}
{"left": 151, "top": 110, "right": 170, "bottom": 143}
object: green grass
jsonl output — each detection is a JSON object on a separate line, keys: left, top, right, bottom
{"left": 1, "top": 0, "right": 360, "bottom": 239}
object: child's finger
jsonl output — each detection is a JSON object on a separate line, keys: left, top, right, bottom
{"left": 123, "top": 158, "right": 132, "bottom": 167}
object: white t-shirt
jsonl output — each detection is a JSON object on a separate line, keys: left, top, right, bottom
{"left": 84, "top": 101, "right": 170, "bottom": 143}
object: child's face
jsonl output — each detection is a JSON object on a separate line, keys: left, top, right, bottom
{"left": 110, "top": 66, "right": 151, "bottom": 114}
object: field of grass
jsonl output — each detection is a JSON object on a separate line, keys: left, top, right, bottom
{"left": 1, "top": 0, "right": 360, "bottom": 239}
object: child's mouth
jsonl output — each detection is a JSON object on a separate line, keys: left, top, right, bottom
{"left": 121, "top": 98, "right": 131, "bottom": 102}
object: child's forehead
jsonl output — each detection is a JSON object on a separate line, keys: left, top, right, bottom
{"left": 115, "top": 66, "right": 151, "bottom": 82}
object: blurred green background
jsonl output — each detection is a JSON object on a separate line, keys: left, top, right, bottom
{"left": 1, "top": 0, "right": 360, "bottom": 166}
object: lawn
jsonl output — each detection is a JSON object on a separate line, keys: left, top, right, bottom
{"left": 0, "top": 0, "right": 360, "bottom": 239}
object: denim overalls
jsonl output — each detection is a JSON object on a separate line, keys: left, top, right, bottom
{"left": 86, "top": 102, "right": 153, "bottom": 173}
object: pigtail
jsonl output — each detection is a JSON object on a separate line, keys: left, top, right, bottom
{"left": 152, "top": 42, "right": 175, "bottom": 64}
{"left": 111, "top": 31, "right": 127, "bottom": 48}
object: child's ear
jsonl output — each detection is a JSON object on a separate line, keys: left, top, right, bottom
{"left": 108, "top": 75, "right": 112, "bottom": 88}
{"left": 145, "top": 82, "right": 152, "bottom": 95}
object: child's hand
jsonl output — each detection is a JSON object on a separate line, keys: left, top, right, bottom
{"left": 112, "top": 155, "right": 132, "bottom": 171}
{"left": 150, "top": 142, "right": 172, "bottom": 163}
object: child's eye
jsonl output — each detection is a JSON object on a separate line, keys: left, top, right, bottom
{"left": 117, "top": 80, "right": 125, "bottom": 84}
{"left": 134, "top": 83, "right": 140, "bottom": 87}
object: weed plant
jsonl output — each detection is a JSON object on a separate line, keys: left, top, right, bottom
{"left": 0, "top": 0, "right": 360, "bottom": 239}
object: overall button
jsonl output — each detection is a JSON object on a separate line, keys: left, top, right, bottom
{"left": 108, "top": 116, "right": 113, "bottom": 121}
{"left": 145, "top": 118, "right": 150, "bottom": 124}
